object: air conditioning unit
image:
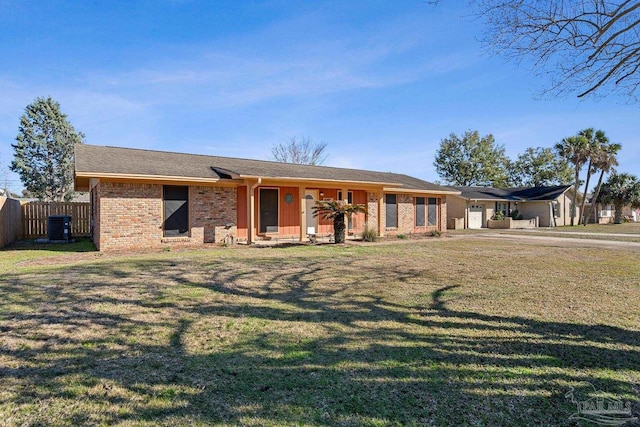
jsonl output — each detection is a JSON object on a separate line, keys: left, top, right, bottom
{"left": 48, "top": 215, "right": 72, "bottom": 242}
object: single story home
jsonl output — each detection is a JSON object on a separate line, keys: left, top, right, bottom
{"left": 448, "top": 185, "right": 581, "bottom": 229}
{"left": 585, "top": 201, "right": 639, "bottom": 223}
{"left": 74, "top": 145, "right": 459, "bottom": 251}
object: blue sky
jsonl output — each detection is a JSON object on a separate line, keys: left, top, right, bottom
{"left": 1, "top": 0, "right": 638, "bottom": 193}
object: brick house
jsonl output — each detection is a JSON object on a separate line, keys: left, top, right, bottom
{"left": 74, "top": 145, "right": 459, "bottom": 251}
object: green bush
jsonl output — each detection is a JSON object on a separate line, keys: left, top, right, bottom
{"left": 430, "top": 230, "right": 442, "bottom": 237}
{"left": 397, "top": 234, "right": 408, "bottom": 240}
{"left": 492, "top": 211, "right": 505, "bottom": 221}
{"left": 361, "top": 222, "right": 377, "bottom": 242}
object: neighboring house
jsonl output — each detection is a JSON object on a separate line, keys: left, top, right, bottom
{"left": 585, "top": 201, "right": 639, "bottom": 223}
{"left": 74, "top": 145, "right": 459, "bottom": 251}
{"left": 448, "top": 185, "right": 581, "bottom": 229}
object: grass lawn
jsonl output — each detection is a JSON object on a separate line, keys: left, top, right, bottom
{"left": 495, "top": 222, "right": 640, "bottom": 243}
{"left": 1, "top": 238, "right": 639, "bottom": 426}
{"left": 537, "top": 222, "right": 640, "bottom": 235}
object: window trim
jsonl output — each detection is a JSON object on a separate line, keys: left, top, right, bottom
{"left": 337, "top": 190, "right": 353, "bottom": 204}
{"left": 496, "top": 201, "right": 509, "bottom": 217}
{"left": 415, "top": 197, "right": 439, "bottom": 228}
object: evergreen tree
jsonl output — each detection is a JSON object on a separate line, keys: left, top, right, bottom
{"left": 10, "top": 97, "right": 84, "bottom": 201}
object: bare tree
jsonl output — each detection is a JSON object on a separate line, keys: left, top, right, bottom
{"left": 271, "top": 136, "right": 328, "bottom": 165}
{"left": 477, "top": 0, "right": 640, "bottom": 100}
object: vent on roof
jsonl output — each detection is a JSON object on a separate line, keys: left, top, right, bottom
{"left": 210, "top": 166, "right": 233, "bottom": 179}
{"left": 48, "top": 215, "right": 72, "bottom": 242}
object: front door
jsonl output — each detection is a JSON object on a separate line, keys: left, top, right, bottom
{"left": 259, "top": 188, "right": 279, "bottom": 233}
{"left": 305, "top": 190, "right": 318, "bottom": 234}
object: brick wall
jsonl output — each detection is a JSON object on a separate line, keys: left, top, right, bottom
{"left": 191, "top": 186, "right": 237, "bottom": 243}
{"left": 367, "top": 192, "right": 379, "bottom": 232}
{"left": 440, "top": 196, "right": 447, "bottom": 232}
{"left": 397, "top": 194, "right": 414, "bottom": 233}
{"left": 97, "top": 182, "right": 163, "bottom": 251}
{"left": 95, "top": 181, "right": 238, "bottom": 251}
{"left": 383, "top": 193, "right": 446, "bottom": 236}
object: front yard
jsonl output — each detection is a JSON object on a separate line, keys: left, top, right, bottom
{"left": 1, "top": 238, "right": 639, "bottom": 426}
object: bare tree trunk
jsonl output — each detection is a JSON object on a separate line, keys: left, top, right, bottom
{"left": 586, "top": 170, "right": 606, "bottom": 225}
{"left": 571, "top": 170, "right": 579, "bottom": 226}
{"left": 579, "top": 160, "right": 593, "bottom": 225}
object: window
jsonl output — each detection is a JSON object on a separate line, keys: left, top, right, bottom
{"left": 496, "top": 202, "right": 508, "bottom": 216}
{"left": 337, "top": 191, "right": 353, "bottom": 204}
{"left": 163, "top": 186, "right": 189, "bottom": 237}
{"left": 415, "top": 197, "right": 438, "bottom": 227}
{"left": 259, "top": 188, "right": 279, "bottom": 233}
{"left": 428, "top": 197, "right": 438, "bottom": 226}
{"left": 415, "top": 197, "right": 426, "bottom": 227}
{"left": 385, "top": 194, "right": 397, "bottom": 228}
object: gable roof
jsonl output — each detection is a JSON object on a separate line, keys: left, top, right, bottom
{"left": 454, "top": 185, "right": 575, "bottom": 202}
{"left": 75, "top": 144, "right": 458, "bottom": 193}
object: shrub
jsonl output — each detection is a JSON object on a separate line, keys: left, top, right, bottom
{"left": 361, "top": 222, "right": 377, "bottom": 242}
{"left": 430, "top": 230, "right": 442, "bottom": 237}
{"left": 397, "top": 234, "right": 408, "bottom": 240}
{"left": 510, "top": 210, "right": 524, "bottom": 220}
{"left": 492, "top": 211, "right": 505, "bottom": 221}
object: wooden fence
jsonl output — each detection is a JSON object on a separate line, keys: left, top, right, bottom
{"left": 0, "top": 197, "right": 22, "bottom": 248}
{"left": 21, "top": 202, "right": 90, "bottom": 239}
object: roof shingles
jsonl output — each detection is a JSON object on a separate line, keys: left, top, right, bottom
{"left": 75, "top": 144, "right": 456, "bottom": 192}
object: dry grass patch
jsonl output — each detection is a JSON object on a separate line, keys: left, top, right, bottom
{"left": 0, "top": 240, "right": 639, "bottom": 426}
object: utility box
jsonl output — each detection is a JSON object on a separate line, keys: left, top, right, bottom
{"left": 48, "top": 215, "right": 72, "bottom": 242}
{"left": 448, "top": 217, "right": 464, "bottom": 230}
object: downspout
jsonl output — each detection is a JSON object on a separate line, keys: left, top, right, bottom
{"left": 248, "top": 178, "right": 262, "bottom": 245}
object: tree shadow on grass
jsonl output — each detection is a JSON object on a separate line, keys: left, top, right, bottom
{"left": 0, "top": 254, "right": 639, "bottom": 426}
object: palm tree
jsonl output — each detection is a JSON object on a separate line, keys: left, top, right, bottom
{"left": 577, "top": 128, "right": 609, "bottom": 225}
{"left": 312, "top": 200, "right": 367, "bottom": 244}
{"left": 555, "top": 134, "right": 589, "bottom": 226}
{"left": 585, "top": 141, "right": 621, "bottom": 225}
{"left": 597, "top": 173, "right": 640, "bottom": 224}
